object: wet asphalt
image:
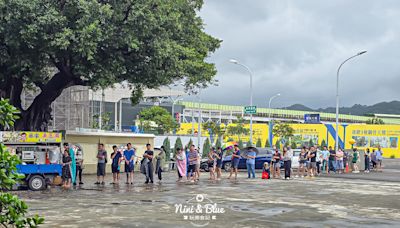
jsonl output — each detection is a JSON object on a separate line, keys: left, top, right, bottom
{"left": 16, "top": 170, "right": 400, "bottom": 228}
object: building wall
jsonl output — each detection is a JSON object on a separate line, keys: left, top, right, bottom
{"left": 177, "top": 123, "right": 400, "bottom": 158}
{"left": 97, "top": 100, "right": 184, "bottom": 131}
{"left": 65, "top": 132, "right": 154, "bottom": 174}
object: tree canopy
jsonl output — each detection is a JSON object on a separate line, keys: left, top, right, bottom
{"left": 227, "top": 117, "right": 249, "bottom": 140}
{"left": 272, "top": 121, "right": 294, "bottom": 140}
{"left": 0, "top": 100, "right": 44, "bottom": 227}
{"left": 0, "top": 0, "right": 221, "bottom": 130}
{"left": 138, "top": 106, "right": 179, "bottom": 134}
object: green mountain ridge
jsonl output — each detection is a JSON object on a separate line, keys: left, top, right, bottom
{"left": 284, "top": 101, "right": 400, "bottom": 116}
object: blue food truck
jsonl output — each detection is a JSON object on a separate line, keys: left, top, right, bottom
{"left": 0, "top": 131, "right": 63, "bottom": 191}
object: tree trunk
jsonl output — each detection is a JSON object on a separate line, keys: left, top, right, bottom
{"left": 14, "top": 72, "right": 75, "bottom": 131}
{"left": 0, "top": 76, "right": 23, "bottom": 111}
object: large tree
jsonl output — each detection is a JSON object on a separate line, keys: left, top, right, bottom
{"left": 0, "top": 99, "right": 44, "bottom": 227}
{"left": 226, "top": 117, "right": 249, "bottom": 141}
{"left": 138, "top": 106, "right": 179, "bottom": 134}
{"left": 202, "top": 121, "right": 224, "bottom": 144}
{"left": 0, "top": 0, "right": 221, "bottom": 130}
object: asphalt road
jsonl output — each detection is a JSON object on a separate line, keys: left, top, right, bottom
{"left": 16, "top": 169, "right": 400, "bottom": 228}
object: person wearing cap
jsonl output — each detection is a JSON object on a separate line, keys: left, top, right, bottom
{"left": 228, "top": 144, "right": 241, "bottom": 180}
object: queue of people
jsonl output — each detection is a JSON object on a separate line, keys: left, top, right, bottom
{"left": 60, "top": 142, "right": 385, "bottom": 188}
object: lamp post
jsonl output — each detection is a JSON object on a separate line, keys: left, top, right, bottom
{"left": 268, "top": 93, "right": 281, "bottom": 120}
{"left": 268, "top": 93, "right": 281, "bottom": 148}
{"left": 230, "top": 59, "right": 254, "bottom": 145}
{"left": 335, "top": 51, "right": 367, "bottom": 153}
{"left": 197, "top": 89, "right": 202, "bottom": 150}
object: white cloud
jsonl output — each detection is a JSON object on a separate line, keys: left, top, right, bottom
{"left": 185, "top": 0, "right": 400, "bottom": 109}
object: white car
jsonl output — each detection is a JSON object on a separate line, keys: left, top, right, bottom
{"left": 291, "top": 149, "right": 302, "bottom": 169}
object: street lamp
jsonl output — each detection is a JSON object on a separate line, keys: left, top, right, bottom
{"left": 335, "top": 51, "right": 367, "bottom": 153}
{"left": 268, "top": 93, "right": 281, "bottom": 149}
{"left": 230, "top": 59, "right": 254, "bottom": 145}
{"left": 268, "top": 93, "right": 281, "bottom": 120}
{"left": 196, "top": 88, "right": 202, "bottom": 150}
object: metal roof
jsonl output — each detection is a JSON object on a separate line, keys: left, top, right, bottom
{"left": 89, "top": 83, "right": 185, "bottom": 102}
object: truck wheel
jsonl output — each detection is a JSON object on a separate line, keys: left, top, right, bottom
{"left": 28, "top": 175, "right": 45, "bottom": 191}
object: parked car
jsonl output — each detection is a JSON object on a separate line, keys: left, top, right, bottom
{"left": 291, "top": 149, "right": 301, "bottom": 169}
{"left": 200, "top": 159, "right": 210, "bottom": 172}
{"left": 222, "top": 148, "right": 274, "bottom": 172}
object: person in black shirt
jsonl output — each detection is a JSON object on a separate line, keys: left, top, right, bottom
{"left": 62, "top": 145, "right": 72, "bottom": 189}
{"left": 307, "top": 146, "right": 317, "bottom": 177}
{"left": 143, "top": 143, "right": 154, "bottom": 184}
{"left": 328, "top": 146, "right": 336, "bottom": 173}
{"left": 272, "top": 150, "right": 281, "bottom": 179}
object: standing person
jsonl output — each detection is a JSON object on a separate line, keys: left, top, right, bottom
{"left": 296, "top": 148, "right": 307, "bottom": 178}
{"left": 307, "top": 146, "right": 317, "bottom": 177}
{"left": 196, "top": 148, "right": 201, "bottom": 181}
{"left": 371, "top": 149, "right": 377, "bottom": 171}
{"left": 328, "top": 146, "right": 336, "bottom": 174}
{"left": 187, "top": 145, "right": 198, "bottom": 182}
{"left": 336, "top": 148, "right": 344, "bottom": 174}
{"left": 364, "top": 148, "right": 371, "bottom": 173}
{"left": 343, "top": 149, "right": 349, "bottom": 172}
{"left": 272, "top": 149, "right": 281, "bottom": 179}
{"left": 321, "top": 146, "right": 330, "bottom": 174}
{"left": 228, "top": 144, "right": 241, "bottom": 180}
{"left": 315, "top": 145, "right": 321, "bottom": 176}
{"left": 110, "top": 145, "right": 123, "bottom": 184}
{"left": 74, "top": 146, "right": 84, "bottom": 185}
{"left": 376, "top": 146, "right": 383, "bottom": 171}
{"left": 155, "top": 146, "right": 166, "bottom": 182}
{"left": 95, "top": 144, "right": 107, "bottom": 185}
{"left": 352, "top": 148, "right": 360, "bottom": 173}
{"left": 283, "top": 147, "right": 293, "bottom": 180}
{"left": 62, "top": 145, "right": 72, "bottom": 189}
{"left": 245, "top": 148, "right": 257, "bottom": 179}
{"left": 143, "top": 143, "right": 154, "bottom": 184}
{"left": 123, "top": 143, "right": 135, "bottom": 185}
{"left": 175, "top": 147, "right": 187, "bottom": 182}
{"left": 208, "top": 147, "right": 216, "bottom": 180}
{"left": 214, "top": 147, "right": 223, "bottom": 180}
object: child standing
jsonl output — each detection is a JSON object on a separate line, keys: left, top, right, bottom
{"left": 352, "top": 148, "right": 360, "bottom": 173}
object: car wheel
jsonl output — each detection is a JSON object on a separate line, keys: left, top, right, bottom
{"left": 28, "top": 175, "right": 45, "bottom": 191}
{"left": 223, "top": 162, "right": 231, "bottom": 172}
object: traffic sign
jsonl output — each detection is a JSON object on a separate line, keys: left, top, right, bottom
{"left": 304, "top": 114, "right": 320, "bottom": 124}
{"left": 244, "top": 106, "right": 257, "bottom": 114}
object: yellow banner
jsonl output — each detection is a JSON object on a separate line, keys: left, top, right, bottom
{"left": 0, "top": 131, "right": 62, "bottom": 143}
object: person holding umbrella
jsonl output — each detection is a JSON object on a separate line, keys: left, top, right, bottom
{"left": 228, "top": 144, "right": 241, "bottom": 180}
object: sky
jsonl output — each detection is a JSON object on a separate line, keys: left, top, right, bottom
{"left": 182, "top": 0, "right": 400, "bottom": 109}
